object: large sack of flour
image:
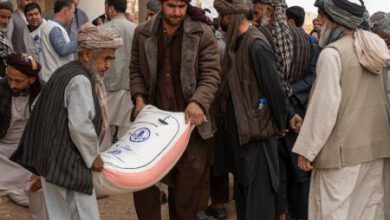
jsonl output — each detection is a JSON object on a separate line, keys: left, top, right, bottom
{"left": 93, "top": 105, "right": 192, "bottom": 195}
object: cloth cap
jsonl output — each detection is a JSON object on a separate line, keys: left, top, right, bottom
{"left": 147, "top": 0, "right": 160, "bottom": 13}
{"left": 6, "top": 52, "right": 41, "bottom": 77}
{"left": 77, "top": 24, "right": 123, "bottom": 51}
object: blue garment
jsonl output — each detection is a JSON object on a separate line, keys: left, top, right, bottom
{"left": 307, "top": 34, "right": 318, "bottom": 43}
{"left": 49, "top": 19, "right": 77, "bottom": 56}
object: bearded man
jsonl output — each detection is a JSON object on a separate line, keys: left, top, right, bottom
{"left": 0, "top": 53, "right": 44, "bottom": 219}
{"left": 212, "top": 0, "right": 287, "bottom": 219}
{"left": 23, "top": 2, "right": 46, "bottom": 62}
{"left": 10, "top": 24, "right": 122, "bottom": 220}
{"left": 292, "top": 0, "right": 390, "bottom": 219}
{"left": 0, "top": 0, "right": 14, "bottom": 78}
{"left": 130, "top": 0, "right": 220, "bottom": 219}
{"left": 252, "top": 2, "right": 317, "bottom": 219}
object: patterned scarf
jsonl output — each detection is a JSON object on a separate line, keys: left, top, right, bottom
{"left": 257, "top": 0, "right": 293, "bottom": 92}
{"left": 93, "top": 74, "right": 109, "bottom": 145}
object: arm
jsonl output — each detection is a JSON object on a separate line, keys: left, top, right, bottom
{"left": 189, "top": 27, "right": 221, "bottom": 112}
{"left": 250, "top": 39, "right": 288, "bottom": 131}
{"left": 292, "top": 48, "right": 342, "bottom": 162}
{"left": 129, "top": 26, "right": 147, "bottom": 101}
{"left": 49, "top": 27, "right": 77, "bottom": 56}
{"left": 65, "top": 75, "right": 99, "bottom": 168}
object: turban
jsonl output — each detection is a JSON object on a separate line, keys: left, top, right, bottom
{"left": 314, "top": 0, "right": 366, "bottom": 29}
{"left": 370, "top": 12, "right": 390, "bottom": 34}
{"left": 0, "top": 0, "right": 13, "bottom": 12}
{"left": 6, "top": 53, "right": 41, "bottom": 77}
{"left": 147, "top": 0, "right": 160, "bottom": 13}
{"left": 77, "top": 24, "right": 123, "bottom": 51}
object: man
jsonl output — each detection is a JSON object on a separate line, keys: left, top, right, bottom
{"left": 104, "top": 0, "right": 136, "bottom": 144}
{"left": 146, "top": 0, "right": 160, "bottom": 21}
{"left": 46, "top": 0, "right": 89, "bottom": 43}
{"left": 0, "top": 0, "right": 13, "bottom": 78}
{"left": 39, "top": 0, "right": 76, "bottom": 84}
{"left": 8, "top": 0, "right": 32, "bottom": 53}
{"left": 292, "top": 1, "right": 390, "bottom": 219}
{"left": 10, "top": 24, "right": 122, "bottom": 220}
{"left": 370, "top": 11, "right": 390, "bottom": 102}
{"left": 213, "top": 0, "right": 287, "bottom": 219}
{"left": 252, "top": 2, "right": 313, "bottom": 219}
{"left": 23, "top": 2, "right": 46, "bottom": 62}
{"left": 130, "top": 0, "right": 220, "bottom": 219}
{"left": 0, "top": 53, "right": 42, "bottom": 216}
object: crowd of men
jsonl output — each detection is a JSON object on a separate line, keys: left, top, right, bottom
{"left": 0, "top": 0, "right": 389, "bottom": 220}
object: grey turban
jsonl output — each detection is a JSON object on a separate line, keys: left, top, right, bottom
{"left": 315, "top": 0, "right": 366, "bottom": 29}
{"left": 77, "top": 24, "right": 123, "bottom": 51}
{"left": 370, "top": 12, "right": 390, "bottom": 33}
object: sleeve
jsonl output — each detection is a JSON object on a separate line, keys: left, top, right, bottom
{"left": 49, "top": 27, "right": 77, "bottom": 56}
{"left": 189, "top": 26, "right": 221, "bottom": 112}
{"left": 129, "top": 26, "right": 148, "bottom": 101}
{"left": 292, "top": 48, "right": 342, "bottom": 161}
{"left": 250, "top": 39, "right": 288, "bottom": 131}
{"left": 65, "top": 76, "right": 99, "bottom": 168}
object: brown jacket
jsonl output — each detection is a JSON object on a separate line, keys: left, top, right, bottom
{"left": 129, "top": 13, "right": 221, "bottom": 139}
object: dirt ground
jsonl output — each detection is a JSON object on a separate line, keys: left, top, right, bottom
{"left": 0, "top": 186, "right": 237, "bottom": 220}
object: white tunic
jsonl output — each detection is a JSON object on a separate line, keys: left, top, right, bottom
{"left": 0, "top": 95, "right": 32, "bottom": 192}
{"left": 292, "top": 48, "right": 386, "bottom": 220}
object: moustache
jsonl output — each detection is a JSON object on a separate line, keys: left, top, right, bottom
{"left": 11, "top": 89, "right": 29, "bottom": 97}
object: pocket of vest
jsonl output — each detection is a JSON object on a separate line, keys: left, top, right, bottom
{"left": 248, "top": 107, "right": 275, "bottom": 141}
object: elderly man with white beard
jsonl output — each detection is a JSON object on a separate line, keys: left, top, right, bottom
{"left": 0, "top": 0, "right": 13, "bottom": 78}
{"left": 292, "top": 0, "right": 390, "bottom": 220}
{"left": 10, "top": 24, "right": 122, "bottom": 220}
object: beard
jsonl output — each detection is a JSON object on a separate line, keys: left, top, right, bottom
{"left": 0, "top": 24, "right": 8, "bottom": 33}
{"left": 319, "top": 20, "right": 332, "bottom": 48}
{"left": 86, "top": 60, "right": 104, "bottom": 85}
{"left": 261, "top": 15, "right": 270, "bottom": 26}
{"left": 220, "top": 20, "right": 228, "bottom": 32}
{"left": 11, "top": 88, "right": 29, "bottom": 97}
{"left": 162, "top": 11, "right": 185, "bottom": 27}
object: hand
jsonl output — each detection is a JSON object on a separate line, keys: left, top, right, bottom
{"left": 276, "top": 129, "right": 289, "bottom": 139}
{"left": 289, "top": 114, "right": 303, "bottom": 133}
{"left": 185, "top": 102, "right": 205, "bottom": 126}
{"left": 297, "top": 155, "right": 313, "bottom": 172}
{"left": 92, "top": 155, "right": 104, "bottom": 172}
{"left": 29, "top": 175, "right": 41, "bottom": 192}
{"left": 131, "top": 96, "right": 146, "bottom": 121}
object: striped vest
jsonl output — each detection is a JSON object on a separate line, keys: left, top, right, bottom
{"left": 10, "top": 61, "right": 102, "bottom": 194}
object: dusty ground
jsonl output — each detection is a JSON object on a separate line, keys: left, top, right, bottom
{"left": 0, "top": 186, "right": 237, "bottom": 220}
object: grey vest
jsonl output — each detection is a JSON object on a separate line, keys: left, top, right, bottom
{"left": 11, "top": 61, "right": 102, "bottom": 194}
{"left": 314, "top": 37, "right": 390, "bottom": 168}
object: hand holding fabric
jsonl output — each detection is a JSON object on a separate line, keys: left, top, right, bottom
{"left": 92, "top": 155, "right": 104, "bottom": 172}
{"left": 185, "top": 102, "right": 205, "bottom": 126}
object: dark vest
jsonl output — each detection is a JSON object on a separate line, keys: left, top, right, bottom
{"left": 10, "top": 61, "right": 102, "bottom": 194}
{"left": 0, "top": 78, "right": 12, "bottom": 139}
{"left": 228, "top": 27, "right": 278, "bottom": 145}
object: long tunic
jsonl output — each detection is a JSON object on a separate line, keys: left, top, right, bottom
{"left": 0, "top": 95, "right": 31, "bottom": 192}
{"left": 292, "top": 48, "right": 387, "bottom": 220}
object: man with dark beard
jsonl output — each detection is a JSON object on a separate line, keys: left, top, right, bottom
{"left": 0, "top": 53, "right": 42, "bottom": 215}
{"left": 292, "top": 0, "right": 390, "bottom": 219}
{"left": 10, "top": 24, "right": 122, "bottom": 220}
{"left": 212, "top": 0, "right": 287, "bottom": 219}
{"left": 0, "top": 1, "right": 13, "bottom": 78}
{"left": 130, "top": 0, "right": 220, "bottom": 219}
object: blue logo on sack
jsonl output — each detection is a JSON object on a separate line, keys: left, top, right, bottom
{"left": 130, "top": 128, "right": 151, "bottom": 142}
{"left": 108, "top": 149, "right": 121, "bottom": 155}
